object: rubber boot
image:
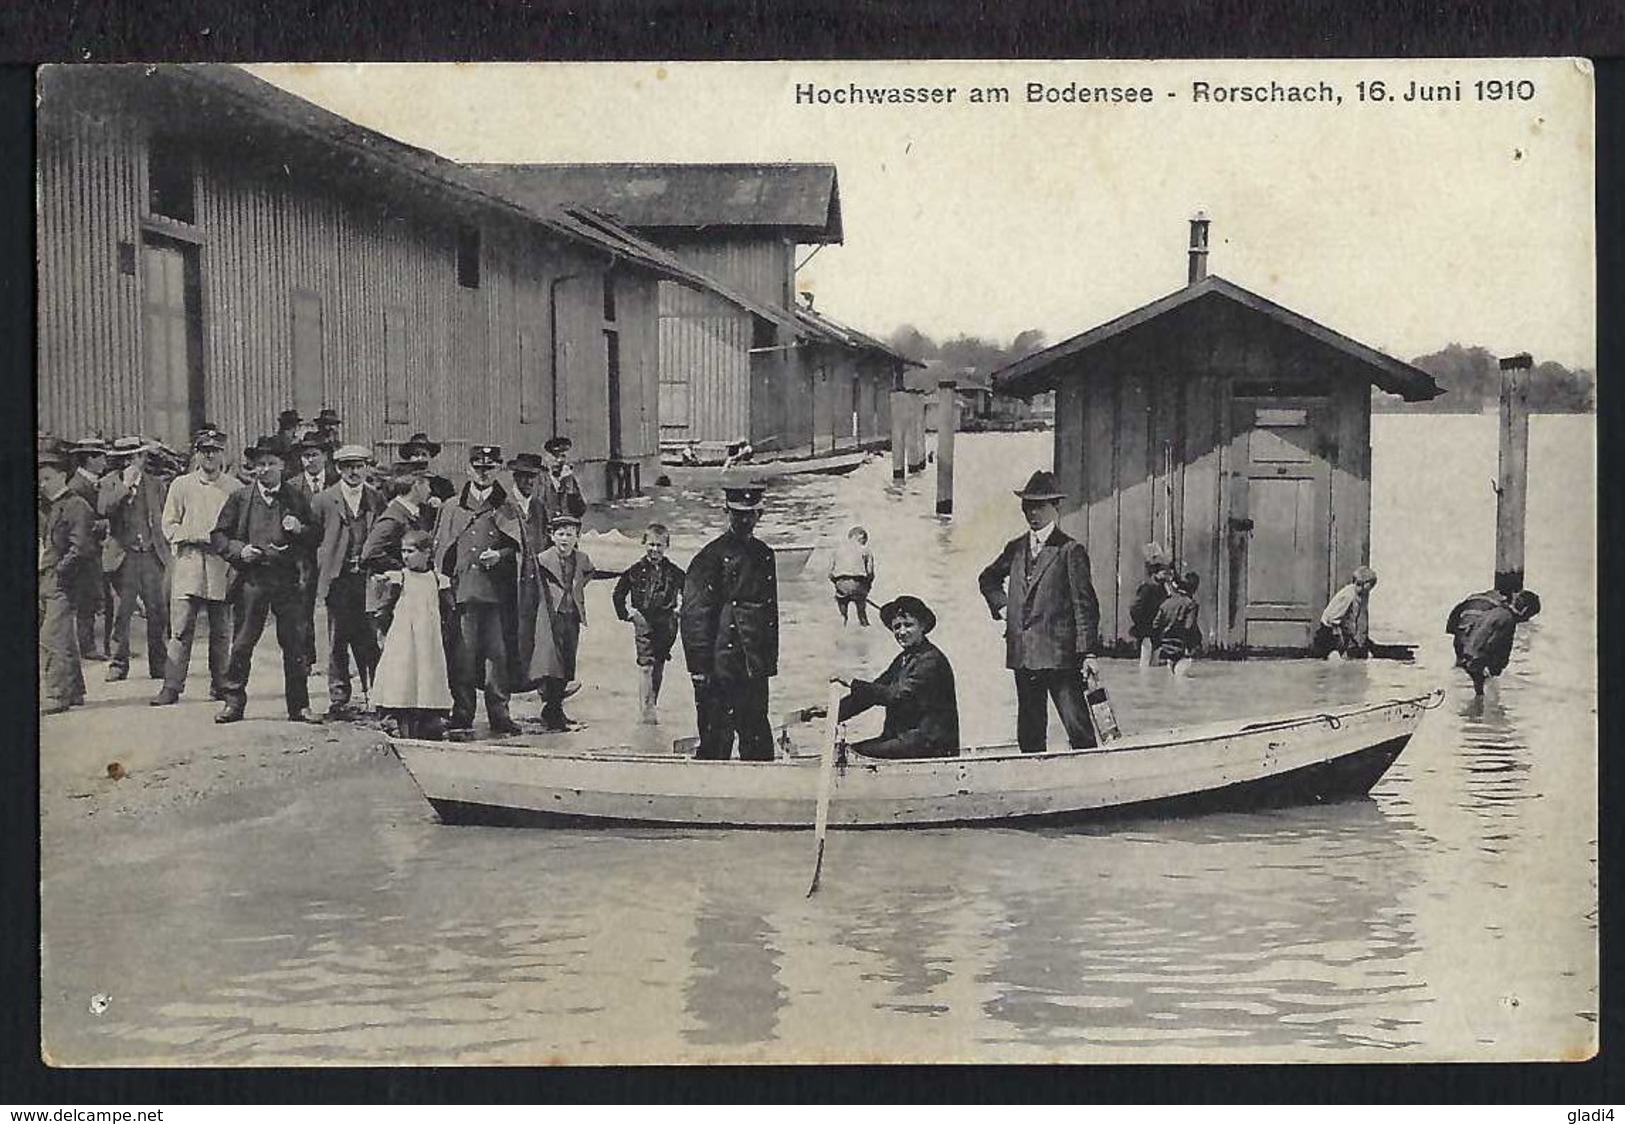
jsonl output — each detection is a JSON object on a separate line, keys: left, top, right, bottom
{"left": 639, "top": 666, "right": 658, "bottom": 724}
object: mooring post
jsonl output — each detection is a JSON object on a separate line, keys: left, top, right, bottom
{"left": 890, "top": 391, "right": 908, "bottom": 480}
{"left": 935, "top": 381, "right": 957, "bottom": 516}
{"left": 909, "top": 392, "right": 928, "bottom": 474}
{"left": 1495, "top": 352, "right": 1532, "bottom": 593}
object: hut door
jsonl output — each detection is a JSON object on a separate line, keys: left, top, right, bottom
{"left": 141, "top": 237, "right": 204, "bottom": 448}
{"left": 1226, "top": 399, "right": 1331, "bottom": 650}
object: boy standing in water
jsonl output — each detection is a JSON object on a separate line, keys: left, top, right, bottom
{"left": 1447, "top": 587, "right": 1542, "bottom": 695}
{"left": 612, "top": 523, "right": 686, "bottom": 724}
{"left": 828, "top": 525, "right": 876, "bottom": 626}
{"left": 1151, "top": 571, "right": 1203, "bottom": 676}
{"left": 529, "top": 514, "right": 594, "bottom": 732}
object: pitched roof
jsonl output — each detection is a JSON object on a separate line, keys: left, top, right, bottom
{"left": 992, "top": 275, "right": 1443, "bottom": 402}
{"left": 796, "top": 304, "right": 920, "bottom": 368}
{"left": 470, "top": 163, "right": 844, "bottom": 243}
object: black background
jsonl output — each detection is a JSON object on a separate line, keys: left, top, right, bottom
{"left": 0, "top": 1, "right": 1621, "bottom": 1106}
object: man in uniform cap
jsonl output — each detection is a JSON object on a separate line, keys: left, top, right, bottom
{"left": 433, "top": 443, "right": 521, "bottom": 736}
{"left": 152, "top": 425, "right": 243, "bottom": 706}
{"left": 38, "top": 449, "right": 95, "bottom": 713}
{"left": 67, "top": 433, "right": 112, "bottom": 660}
{"left": 680, "top": 482, "right": 780, "bottom": 760}
{"left": 978, "top": 470, "right": 1102, "bottom": 753}
{"left": 98, "top": 436, "right": 171, "bottom": 682}
{"left": 211, "top": 436, "right": 322, "bottom": 724}
{"left": 541, "top": 435, "right": 587, "bottom": 530}
{"left": 312, "top": 444, "right": 386, "bottom": 717}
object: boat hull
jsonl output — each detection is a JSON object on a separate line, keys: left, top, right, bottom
{"left": 391, "top": 692, "right": 1437, "bottom": 830}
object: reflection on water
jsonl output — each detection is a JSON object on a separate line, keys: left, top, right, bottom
{"left": 41, "top": 418, "right": 1596, "bottom": 1063}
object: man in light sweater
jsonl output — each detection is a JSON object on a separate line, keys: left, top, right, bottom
{"left": 151, "top": 426, "right": 243, "bottom": 706}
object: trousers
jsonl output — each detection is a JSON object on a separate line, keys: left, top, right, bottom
{"left": 325, "top": 571, "right": 382, "bottom": 706}
{"left": 694, "top": 676, "right": 774, "bottom": 761}
{"left": 164, "top": 595, "right": 232, "bottom": 696}
{"left": 109, "top": 550, "right": 169, "bottom": 677}
{"left": 449, "top": 601, "right": 511, "bottom": 727}
{"left": 221, "top": 573, "right": 310, "bottom": 714}
{"left": 1013, "top": 667, "right": 1097, "bottom": 753}
{"left": 39, "top": 583, "right": 84, "bottom": 708}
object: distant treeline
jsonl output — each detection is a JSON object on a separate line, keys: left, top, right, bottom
{"left": 1381, "top": 344, "right": 1596, "bottom": 414}
{"left": 886, "top": 325, "right": 1049, "bottom": 386}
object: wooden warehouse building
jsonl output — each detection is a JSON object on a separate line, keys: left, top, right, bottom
{"left": 36, "top": 65, "right": 796, "bottom": 501}
{"left": 470, "top": 163, "right": 914, "bottom": 455}
{"left": 993, "top": 218, "right": 1443, "bottom": 654}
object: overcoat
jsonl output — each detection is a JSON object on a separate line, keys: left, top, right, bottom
{"left": 501, "top": 491, "right": 551, "bottom": 679}
{"left": 432, "top": 482, "right": 518, "bottom": 606}
{"left": 525, "top": 546, "right": 594, "bottom": 685}
{"left": 839, "top": 639, "right": 960, "bottom": 756}
{"left": 681, "top": 530, "right": 779, "bottom": 682}
{"left": 978, "top": 528, "right": 1102, "bottom": 669}
{"left": 1447, "top": 591, "right": 1518, "bottom": 676}
{"left": 40, "top": 489, "right": 96, "bottom": 594}
{"left": 311, "top": 482, "right": 386, "bottom": 601}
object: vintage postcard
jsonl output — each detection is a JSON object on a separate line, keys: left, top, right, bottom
{"left": 35, "top": 58, "right": 1595, "bottom": 1065}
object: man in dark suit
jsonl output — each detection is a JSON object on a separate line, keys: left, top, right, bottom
{"left": 98, "top": 436, "right": 171, "bottom": 682}
{"left": 312, "top": 444, "right": 386, "bottom": 718}
{"left": 67, "top": 433, "right": 111, "bottom": 660}
{"left": 433, "top": 444, "right": 521, "bottom": 737}
{"left": 680, "top": 483, "right": 779, "bottom": 761}
{"left": 978, "top": 470, "right": 1102, "bottom": 753}
{"left": 400, "top": 432, "right": 457, "bottom": 506}
{"left": 211, "top": 437, "right": 322, "bottom": 724}
{"left": 289, "top": 433, "right": 339, "bottom": 677}
{"left": 502, "top": 452, "right": 551, "bottom": 691}
{"left": 38, "top": 451, "right": 95, "bottom": 714}
{"left": 540, "top": 436, "right": 587, "bottom": 529}
{"left": 834, "top": 595, "right": 959, "bottom": 759}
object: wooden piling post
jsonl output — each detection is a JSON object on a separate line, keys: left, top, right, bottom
{"left": 890, "top": 391, "right": 908, "bottom": 480}
{"left": 936, "top": 381, "right": 957, "bottom": 516}
{"left": 909, "top": 392, "right": 928, "bottom": 474}
{"left": 1495, "top": 352, "right": 1532, "bottom": 593}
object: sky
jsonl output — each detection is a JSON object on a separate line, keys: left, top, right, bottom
{"left": 253, "top": 59, "right": 1596, "bottom": 371}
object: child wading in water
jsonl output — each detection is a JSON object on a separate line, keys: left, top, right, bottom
{"left": 1151, "top": 570, "right": 1203, "bottom": 676}
{"left": 371, "top": 530, "right": 453, "bottom": 738}
{"left": 1128, "top": 545, "right": 1175, "bottom": 669}
{"left": 612, "top": 523, "right": 685, "bottom": 724}
{"left": 528, "top": 514, "right": 593, "bottom": 732}
{"left": 828, "top": 525, "right": 876, "bottom": 625}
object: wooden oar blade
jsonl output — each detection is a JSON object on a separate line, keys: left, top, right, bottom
{"left": 806, "top": 839, "right": 825, "bottom": 897}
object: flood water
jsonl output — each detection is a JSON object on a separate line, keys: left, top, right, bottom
{"left": 41, "top": 417, "right": 1596, "bottom": 1064}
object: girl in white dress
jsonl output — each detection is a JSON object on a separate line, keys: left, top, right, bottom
{"left": 372, "top": 530, "right": 452, "bottom": 737}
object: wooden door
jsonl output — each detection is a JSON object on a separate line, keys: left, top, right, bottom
{"left": 1225, "top": 399, "right": 1331, "bottom": 650}
{"left": 141, "top": 238, "right": 203, "bottom": 448}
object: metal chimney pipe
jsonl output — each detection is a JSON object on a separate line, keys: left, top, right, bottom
{"left": 1188, "top": 211, "right": 1210, "bottom": 284}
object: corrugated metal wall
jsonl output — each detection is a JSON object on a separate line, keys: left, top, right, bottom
{"left": 36, "top": 101, "right": 146, "bottom": 441}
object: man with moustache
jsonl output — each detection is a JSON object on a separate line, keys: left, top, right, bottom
{"left": 312, "top": 444, "right": 386, "bottom": 718}
{"left": 98, "top": 436, "right": 171, "bottom": 683}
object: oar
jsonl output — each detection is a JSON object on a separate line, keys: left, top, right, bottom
{"left": 807, "top": 678, "right": 846, "bottom": 897}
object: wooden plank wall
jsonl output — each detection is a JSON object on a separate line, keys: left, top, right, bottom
{"left": 657, "top": 280, "right": 751, "bottom": 442}
{"left": 668, "top": 235, "right": 792, "bottom": 311}
{"left": 36, "top": 104, "right": 146, "bottom": 441}
{"left": 1327, "top": 376, "right": 1371, "bottom": 591}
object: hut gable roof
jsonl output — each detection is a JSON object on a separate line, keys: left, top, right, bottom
{"left": 992, "top": 275, "right": 1443, "bottom": 402}
{"left": 469, "top": 163, "right": 844, "bottom": 244}
{"left": 796, "top": 304, "right": 920, "bottom": 368}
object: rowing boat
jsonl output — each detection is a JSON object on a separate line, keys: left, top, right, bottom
{"left": 659, "top": 449, "right": 874, "bottom": 481}
{"left": 390, "top": 690, "right": 1441, "bottom": 829}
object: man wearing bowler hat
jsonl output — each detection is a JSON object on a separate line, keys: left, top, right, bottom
{"left": 433, "top": 443, "right": 521, "bottom": 736}
{"left": 833, "top": 595, "right": 960, "bottom": 760}
{"left": 400, "top": 432, "right": 457, "bottom": 506}
{"left": 978, "top": 470, "right": 1102, "bottom": 752}
{"left": 680, "top": 482, "right": 779, "bottom": 761}
{"left": 502, "top": 452, "right": 551, "bottom": 688}
{"left": 312, "top": 444, "right": 386, "bottom": 718}
{"left": 211, "top": 436, "right": 322, "bottom": 724}
{"left": 98, "top": 436, "right": 171, "bottom": 683}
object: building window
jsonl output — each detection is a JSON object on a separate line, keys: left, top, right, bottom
{"left": 147, "top": 136, "right": 195, "bottom": 224}
{"left": 456, "top": 228, "right": 480, "bottom": 289}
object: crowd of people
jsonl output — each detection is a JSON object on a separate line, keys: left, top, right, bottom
{"left": 38, "top": 419, "right": 1544, "bottom": 755}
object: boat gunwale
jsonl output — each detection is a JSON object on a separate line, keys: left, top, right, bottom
{"left": 389, "top": 689, "right": 1442, "bottom": 765}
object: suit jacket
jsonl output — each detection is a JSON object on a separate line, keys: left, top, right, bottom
{"left": 66, "top": 469, "right": 107, "bottom": 591}
{"left": 839, "top": 639, "right": 960, "bottom": 755}
{"left": 681, "top": 530, "right": 779, "bottom": 681}
{"left": 539, "top": 470, "right": 586, "bottom": 529}
{"left": 97, "top": 471, "right": 172, "bottom": 573}
{"left": 311, "top": 482, "right": 386, "bottom": 601}
{"left": 978, "top": 527, "right": 1101, "bottom": 669}
{"left": 211, "top": 482, "right": 319, "bottom": 590}
{"left": 527, "top": 547, "right": 595, "bottom": 684}
{"left": 433, "top": 481, "right": 518, "bottom": 606}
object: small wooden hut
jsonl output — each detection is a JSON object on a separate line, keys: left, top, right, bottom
{"left": 993, "top": 217, "right": 1443, "bottom": 654}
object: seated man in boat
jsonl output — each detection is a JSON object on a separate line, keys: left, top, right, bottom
{"left": 832, "top": 595, "right": 960, "bottom": 760}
